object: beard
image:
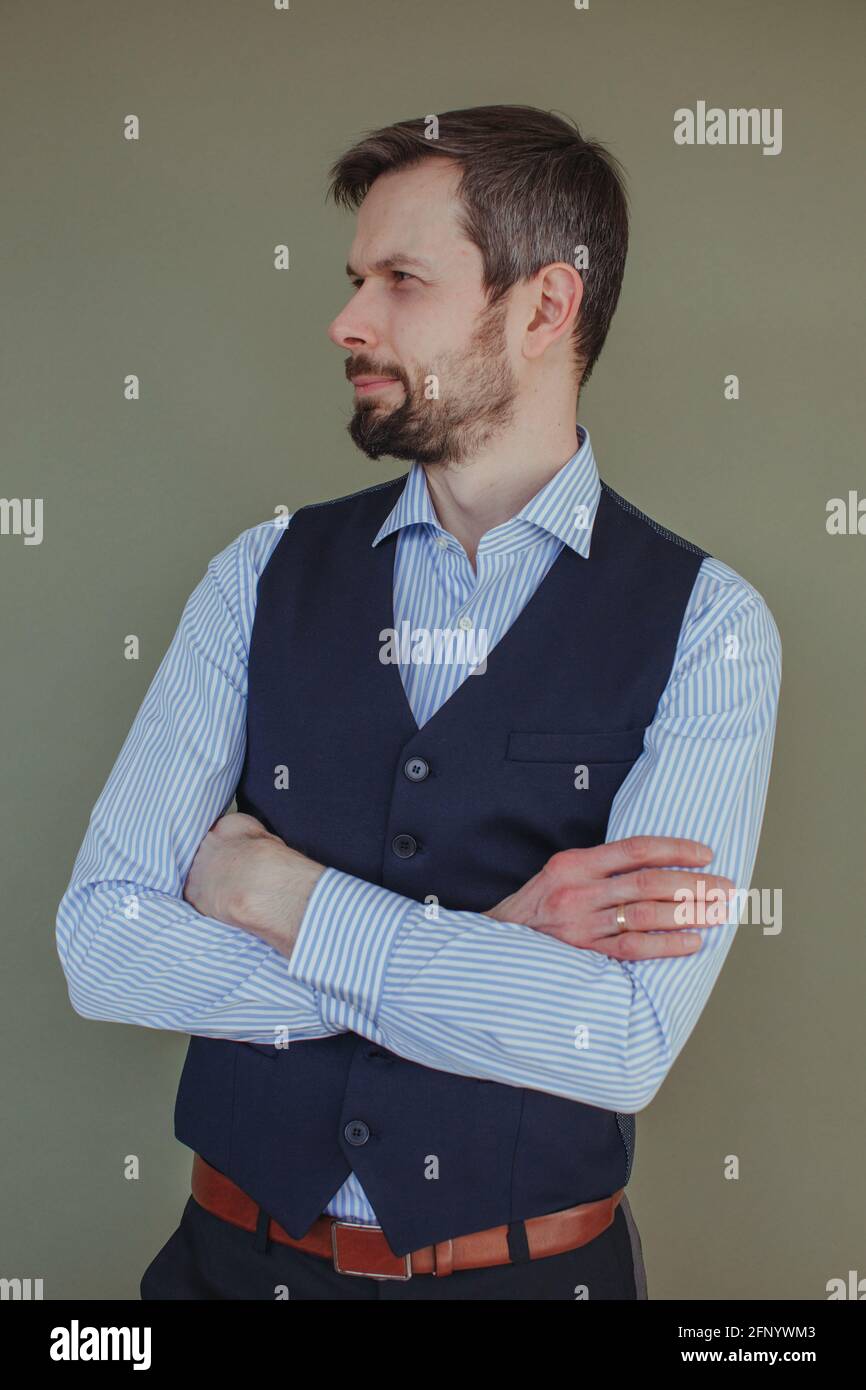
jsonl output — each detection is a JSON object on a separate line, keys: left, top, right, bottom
{"left": 346, "top": 297, "right": 517, "bottom": 466}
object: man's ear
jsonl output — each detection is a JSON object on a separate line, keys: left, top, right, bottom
{"left": 522, "top": 263, "right": 584, "bottom": 363}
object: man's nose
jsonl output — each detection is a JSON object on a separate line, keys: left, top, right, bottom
{"left": 327, "top": 296, "right": 379, "bottom": 352}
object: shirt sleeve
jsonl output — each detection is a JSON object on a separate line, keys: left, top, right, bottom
{"left": 54, "top": 516, "right": 345, "bottom": 1047}
{"left": 287, "top": 558, "right": 782, "bottom": 1111}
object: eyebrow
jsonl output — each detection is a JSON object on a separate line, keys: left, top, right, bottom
{"left": 345, "top": 254, "right": 433, "bottom": 279}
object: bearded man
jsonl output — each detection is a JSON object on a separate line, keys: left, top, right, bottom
{"left": 56, "top": 104, "right": 780, "bottom": 1301}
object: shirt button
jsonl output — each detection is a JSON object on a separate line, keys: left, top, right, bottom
{"left": 391, "top": 833, "right": 418, "bottom": 858}
{"left": 343, "top": 1120, "right": 370, "bottom": 1147}
{"left": 435, "top": 535, "right": 448, "bottom": 548}
{"left": 403, "top": 756, "right": 429, "bottom": 782}
{"left": 457, "top": 615, "right": 473, "bottom": 630}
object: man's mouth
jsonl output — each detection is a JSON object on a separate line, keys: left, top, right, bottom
{"left": 350, "top": 376, "right": 402, "bottom": 395}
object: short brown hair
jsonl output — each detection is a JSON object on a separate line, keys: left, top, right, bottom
{"left": 328, "top": 104, "right": 629, "bottom": 388}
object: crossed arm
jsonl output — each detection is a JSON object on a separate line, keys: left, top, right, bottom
{"left": 55, "top": 524, "right": 781, "bottom": 1112}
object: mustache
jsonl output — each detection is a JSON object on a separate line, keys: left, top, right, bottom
{"left": 344, "top": 357, "right": 409, "bottom": 389}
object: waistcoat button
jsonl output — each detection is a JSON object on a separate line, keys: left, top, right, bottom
{"left": 343, "top": 1120, "right": 370, "bottom": 1147}
{"left": 391, "top": 833, "right": 418, "bottom": 858}
{"left": 403, "top": 756, "right": 429, "bottom": 782}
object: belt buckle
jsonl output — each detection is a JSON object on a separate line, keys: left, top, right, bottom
{"left": 330, "top": 1220, "right": 413, "bottom": 1281}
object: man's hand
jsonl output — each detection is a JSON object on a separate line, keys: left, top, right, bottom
{"left": 183, "top": 812, "right": 324, "bottom": 956}
{"left": 486, "top": 836, "right": 734, "bottom": 959}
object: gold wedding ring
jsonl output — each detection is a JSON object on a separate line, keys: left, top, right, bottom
{"left": 616, "top": 905, "right": 627, "bottom": 931}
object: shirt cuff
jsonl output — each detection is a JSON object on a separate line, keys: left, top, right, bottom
{"left": 287, "top": 865, "right": 412, "bottom": 1020}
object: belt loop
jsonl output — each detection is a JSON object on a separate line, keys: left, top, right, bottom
{"left": 254, "top": 1205, "right": 272, "bottom": 1255}
{"left": 506, "top": 1220, "right": 531, "bottom": 1264}
{"left": 433, "top": 1239, "right": 454, "bottom": 1277}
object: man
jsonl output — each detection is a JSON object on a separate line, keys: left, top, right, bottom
{"left": 56, "top": 105, "right": 781, "bottom": 1301}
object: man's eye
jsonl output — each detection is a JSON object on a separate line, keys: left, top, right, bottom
{"left": 348, "top": 271, "right": 414, "bottom": 289}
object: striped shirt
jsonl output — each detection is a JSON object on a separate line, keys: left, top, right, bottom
{"left": 55, "top": 424, "right": 782, "bottom": 1227}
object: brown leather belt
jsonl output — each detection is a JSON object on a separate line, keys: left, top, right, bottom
{"left": 191, "top": 1153, "right": 623, "bottom": 1280}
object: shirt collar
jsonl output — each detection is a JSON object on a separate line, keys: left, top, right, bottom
{"left": 371, "top": 423, "right": 601, "bottom": 559}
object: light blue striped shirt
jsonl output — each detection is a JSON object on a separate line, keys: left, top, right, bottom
{"left": 55, "top": 425, "right": 781, "bottom": 1227}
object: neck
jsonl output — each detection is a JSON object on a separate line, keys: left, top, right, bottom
{"left": 421, "top": 396, "right": 581, "bottom": 568}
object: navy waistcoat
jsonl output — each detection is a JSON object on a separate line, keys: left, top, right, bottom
{"left": 174, "top": 473, "right": 709, "bottom": 1254}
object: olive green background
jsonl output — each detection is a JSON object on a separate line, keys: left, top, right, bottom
{"left": 2, "top": 0, "right": 863, "bottom": 1300}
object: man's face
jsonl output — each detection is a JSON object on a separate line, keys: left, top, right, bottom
{"left": 328, "top": 159, "right": 518, "bottom": 466}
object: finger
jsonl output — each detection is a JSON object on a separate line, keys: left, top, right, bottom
{"left": 576, "top": 836, "right": 715, "bottom": 880}
{"left": 593, "top": 929, "right": 705, "bottom": 961}
{"left": 594, "top": 870, "right": 735, "bottom": 910}
{"left": 602, "top": 901, "right": 728, "bottom": 934}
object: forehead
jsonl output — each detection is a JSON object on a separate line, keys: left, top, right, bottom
{"left": 349, "top": 158, "right": 480, "bottom": 272}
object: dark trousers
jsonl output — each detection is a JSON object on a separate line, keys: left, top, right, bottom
{"left": 141, "top": 1193, "right": 648, "bottom": 1301}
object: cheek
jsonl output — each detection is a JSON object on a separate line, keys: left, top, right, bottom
{"left": 391, "top": 295, "right": 463, "bottom": 364}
